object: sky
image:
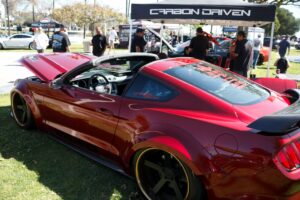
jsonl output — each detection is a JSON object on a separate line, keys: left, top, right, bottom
{"left": 64, "top": 0, "right": 300, "bottom": 18}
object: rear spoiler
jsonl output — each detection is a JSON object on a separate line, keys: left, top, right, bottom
{"left": 248, "top": 89, "right": 300, "bottom": 135}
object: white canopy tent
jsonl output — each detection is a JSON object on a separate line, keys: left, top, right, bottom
{"left": 129, "top": 0, "right": 276, "bottom": 76}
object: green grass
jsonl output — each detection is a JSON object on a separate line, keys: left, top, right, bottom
{"left": 251, "top": 49, "right": 300, "bottom": 78}
{"left": 0, "top": 94, "right": 141, "bottom": 200}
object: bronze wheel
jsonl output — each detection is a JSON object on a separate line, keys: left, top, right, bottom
{"left": 134, "top": 148, "right": 204, "bottom": 200}
{"left": 11, "top": 93, "right": 34, "bottom": 129}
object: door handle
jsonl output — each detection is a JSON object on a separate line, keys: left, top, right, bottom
{"left": 96, "top": 108, "right": 113, "bottom": 116}
{"left": 128, "top": 104, "right": 145, "bottom": 110}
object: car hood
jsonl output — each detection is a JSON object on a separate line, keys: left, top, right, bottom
{"left": 20, "top": 53, "right": 94, "bottom": 82}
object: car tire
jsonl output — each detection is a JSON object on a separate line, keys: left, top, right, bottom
{"left": 133, "top": 148, "right": 205, "bottom": 200}
{"left": 29, "top": 42, "right": 35, "bottom": 50}
{"left": 0, "top": 43, "right": 3, "bottom": 49}
{"left": 11, "top": 92, "right": 34, "bottom": 129}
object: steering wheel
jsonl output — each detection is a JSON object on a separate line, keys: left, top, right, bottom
{"left": 88, "top": 73, "right": 112, "bottom": 94}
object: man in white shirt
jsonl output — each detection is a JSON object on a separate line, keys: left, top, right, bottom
{"left": 252, "top": 34, "right": 262, "bottom": 69}
{"left": 108, "top": 27, "right": 118, "bottom": 54}
{"left": 33, "top": 27, "right": 49, "bottom": 53}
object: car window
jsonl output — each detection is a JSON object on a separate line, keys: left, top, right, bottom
{"left": 10, "top": 35, "right": 20, "bottom": 39}
{"left": 165, "top": 62, "right": 270, "bottom": 105}
{"left": 219, "top": 40, "right": 230, "bottom": 49}
{"left": 125, "top": 74, "right": 175, "bottom": 101}
{"left": 21, "top": 35, "right": 31, "bottom": 38}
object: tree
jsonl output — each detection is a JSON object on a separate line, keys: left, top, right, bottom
{"left": 262, "top": 8, "right": 300, "bottom": 35}
{"left": 53, "top": 3, "right": 126, "bottom": 32}
{"left": 276, "top": 8, "right": 300, "bottom": 35}
{"left": 247, "top": 0, "right": 300, "bottom": 7}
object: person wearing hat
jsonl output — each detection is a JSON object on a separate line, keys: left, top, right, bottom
{"left": 52, "top": 24, "right": 71, "bottom": 53}
{"left": 33, "top": 27, "right": 49, "bottom": 53}
{"left": 188, "top": 27, "right": 209, "bottom": 60}
{"left": 130, "top": 28, "right": 146, "bottom": 53}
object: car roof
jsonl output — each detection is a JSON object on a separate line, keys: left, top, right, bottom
{"left": 143, "top": 57, "right": 200, "bottom": 73}
{"left": 11, "top": 34, "right": 33, "bottom": 37}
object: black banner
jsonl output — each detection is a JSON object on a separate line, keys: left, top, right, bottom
{"left": 131, "top": 4, "right": 276, "bottom": 22}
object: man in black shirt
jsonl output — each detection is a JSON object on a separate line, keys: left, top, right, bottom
{"left": 130, "top": 28, "right": 146, "bottom": 52}
{"left": 188, "top": 27, "right": 209, "bottom": 60}
{"left": 52, "top": 24, "right": 71, "bottom": 53}
{"left": 91, "top": 27, "right": 107, "bottom": 57}
{"left": 232, "top": 31, "right": 253, "bottom": 77}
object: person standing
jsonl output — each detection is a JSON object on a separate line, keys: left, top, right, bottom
{"left": 52, "top": 25, "right": 71, "bottom": 53}
{"left": 33, "top": 27, "right": 49, "bottom": 53}
{"left": 108, "top": 27, "right": 118, "bottom": 54}
{"left": 252, "top": 34, "right": 262, "bottom": 69}
{"left": 278, "top": 35, "right": 290, "bottom": 58}
{"left": 232, "top": 31, "right": 253, "bottom": 77}
{"left": 91, "top": 27, "right": 107, "bottom": 57}
{"left": 188, "top": 27, "right": 209, "bottom": 60}
{"left": 130, "top": 28, "right": 146, "bottom": 53}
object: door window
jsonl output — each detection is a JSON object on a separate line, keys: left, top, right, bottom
{"left": 125, "top": 74, "right": 176, "bottom": 101}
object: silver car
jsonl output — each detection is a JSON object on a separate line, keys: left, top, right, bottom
{"left": 0, "top": 34, "right": 34, "bottom": 49}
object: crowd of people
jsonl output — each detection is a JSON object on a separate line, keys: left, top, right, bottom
{"left": 31, "top": 25, "right": 292, "bottom": 76}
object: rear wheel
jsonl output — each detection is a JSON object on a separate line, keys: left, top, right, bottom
{"left": 29, "top": 42, "right": 35, "bottom": 50}
{"left": 11, "top": 93, "right": 34, "bottom": 129}
{"left": 0, "top": 43, "right": 3, "bottom": 49}
{"left": 133, "top": 148, "right": 205, "bottom": 200}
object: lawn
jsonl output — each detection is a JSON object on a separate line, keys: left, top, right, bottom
{"left": 251, "top": 49, "right": 300, "bottom": 78}
{"left": 0, "top": 94, "right": 140, "bottom": 200}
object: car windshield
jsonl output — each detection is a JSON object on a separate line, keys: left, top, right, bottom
{"left": 164, "top": 62, "right": 270, "bottom": 105}
{"left": 174, "top": 40, "right": 190, "bottom": 52}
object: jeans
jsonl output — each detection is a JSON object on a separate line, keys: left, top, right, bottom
{"left": 252, "top": 50, "right": 259, "bottom": 68}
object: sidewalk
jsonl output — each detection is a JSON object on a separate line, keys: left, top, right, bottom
{"left": 0, "top": 52, "right": 34, "bottom": 94}
{"left": 0, "top": 49, "right": 129, "bottom": 94}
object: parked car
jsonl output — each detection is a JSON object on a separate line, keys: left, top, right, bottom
{"left": 295, "top": 41, "right": 300, "bottom": 50}
{"left": 263, "top": 37, "right": 280, "bottom": 49}
{"left": 11, "top": 52, "right": 300, "bottom": 200}
{"left": 169, "top": 39, "right": 269, "bottom": 66}
{"left": 0, "top": 34, "right": 34, "bottom": 49}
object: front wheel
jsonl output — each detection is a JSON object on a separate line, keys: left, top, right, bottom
{"left": 133, "top": 148, "right": 205, "bottom": 200}
{"left": 0, "top": 43, "right": 4, "bottom": 49}
{"left": 11, "top": 93, "right": 34, "bottom": 129}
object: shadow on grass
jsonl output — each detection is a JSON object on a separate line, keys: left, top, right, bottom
{"left": 0, "top": 105, "right": 143, "bottom": 200}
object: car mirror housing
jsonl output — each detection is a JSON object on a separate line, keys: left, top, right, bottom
{"left": 49, "top": 78, "right": 63, "bottom": 89}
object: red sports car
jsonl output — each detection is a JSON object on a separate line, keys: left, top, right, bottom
{"left": 11, "top": 52, "right": 300, "bottom": 200}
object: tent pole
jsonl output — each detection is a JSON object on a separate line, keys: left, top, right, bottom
{"left": 266, "top": 22, "right": 275, "bottom": 77}
{"left": 160, "top": 23, "right": 164, "bottom": 53}
{"left": 128, "top": 20, "right": 133, "bottom": 52}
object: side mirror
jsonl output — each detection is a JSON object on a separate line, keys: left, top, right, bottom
{"left": 49, "top": 78, "right": 63, "bottom": 89}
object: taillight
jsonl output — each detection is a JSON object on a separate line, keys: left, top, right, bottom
{"left": 274, "top": 139, "right": 300, "bottom": 180}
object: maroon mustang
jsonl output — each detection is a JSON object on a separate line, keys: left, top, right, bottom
{"left": 11, "top": 52, "right": 300, "bottom": 200}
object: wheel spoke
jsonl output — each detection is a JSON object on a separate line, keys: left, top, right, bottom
{"left": 21, "top": 111, "right": 26, "bottom": 123}
{"left": 152, "top": 177, "right": 167, "bottom": 194}
{"left": 16, "top": 105, "right": 24, "bottom": 110}
{"left": 169, "top": 180, "right": 184, "bottom": 200}
{"left": 144, "top": 160, "right": 163, "bottom": 174}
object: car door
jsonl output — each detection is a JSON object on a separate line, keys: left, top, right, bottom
{"left": 18, "top": 35, "right": 32, "bottom": 48}
{"left": 3, "top": 35, "right": 20, "bottom": 48}
{"left": 40, "top": 83, "right": 121, "bottom": 154}
{"left": 40, "top": 54, "right": 158, "bottom": 155}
